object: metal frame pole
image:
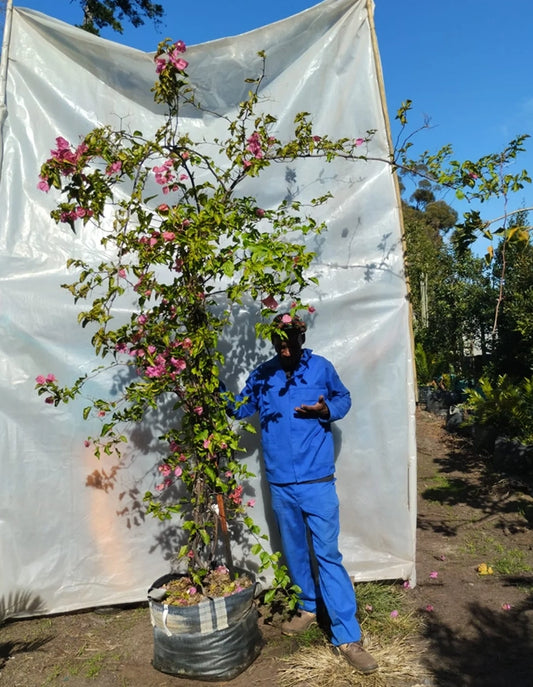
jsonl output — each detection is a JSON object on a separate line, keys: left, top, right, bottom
{"left": 0, "top": 0, "right": 15, "bottom": 183}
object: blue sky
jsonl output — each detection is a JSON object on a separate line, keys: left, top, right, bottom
{"left": 3, "top": 0, "right": 533, "bottom": 243}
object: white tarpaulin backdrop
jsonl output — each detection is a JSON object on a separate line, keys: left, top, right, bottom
{"left": 0, "top": 0, "right": 417, "bottom": 619}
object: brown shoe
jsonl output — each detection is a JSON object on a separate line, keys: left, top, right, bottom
{"left": 281, "top": 610, "right": 317, "bottom": 636}
{"left": 337, "top": 641, "right": 378, "bottom": 674}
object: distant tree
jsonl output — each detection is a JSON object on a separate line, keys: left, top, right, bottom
{"left": 490, "top": 210, "right": 533, "bottom": 378}
{"left": 402, "top": 179, "right": 493, "bottom": 382}
{"left": 410, "top": 180, "right": 435, "bottom": 209}
{"left": 424, "top": 199, "right": 457, "bottom": 232}
{"left": 75, "top": 0, "right": 164, "bottom": 35}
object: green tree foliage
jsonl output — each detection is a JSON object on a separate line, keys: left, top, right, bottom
{"left": 77, "top": 0, "right": 164, "bottom": 35}
{"left": 396, "top": 101, "right": 532, "bottom": 386}
{"left": 402, "top": 180, "right": 495, "bottom": 383}
{"left": 490, "top": 209, "right": 533, "bottom": 378}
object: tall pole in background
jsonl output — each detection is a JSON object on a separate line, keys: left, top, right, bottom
{"left": 0, "top": 0, "right": 14, "bottom": 183}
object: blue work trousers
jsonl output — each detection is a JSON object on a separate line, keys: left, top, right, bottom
{"left": 269, "top": 479, "right": 361, "bottom": 645}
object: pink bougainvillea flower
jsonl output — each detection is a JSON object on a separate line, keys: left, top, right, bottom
{"left": 46, "top": 374, "right": 57, "bottom": 382}
{"left": 255, "top": 208, "right": 265, "bottom": 218}
{"left": 181, "top": 337, "right": 193, "bottom": 350}
{"left": 501, "top": 603, "right": 511, "bottom": 611}
{"left": 403, "top": 580, "right": 411, "bottom": 589}
{"left": 228, "top": 485, "right": 243, "bottom": 505}
{"left": 53, "top": 136, "right": 70, "bottom": 152}
{"left": 246, "top": 132, "right": 263, "bottom": 159}
{"left": 35, "top": 375, "right": 46, "bottom": 385}
{"left": 246, "top": 499, "right": 256, "bottom": 508}
{"left": 37, "top": 177, "right": 50, "bottom": 192}
{"left": 188, "top": 586, "right": 197, "bottom": 595}
{"left": 307, "top": 305, "right": 316, "bottom": 313}
{"left": 158, "top": 464, "right": 172, "bottom": 477}
{"left": 425, "top": 604, "right": 434, "bottom": 612}
{"left": 98, "top": 410, "right": 106, "bottom": 417}
{"left": 203, "top": 438, "right": 212, "bottom": 449}
{"left": 162, "top": 231, "right": 175, "bottom": 241}
{"left": 155, "top": 483, "right": 165, "bottom": 492}
{"left": 390, "top": 610, "right": 399, "bottom": 618}
{"left": 187, "top": 550, "right": 194, "bottom": 559}
{"left": 354, "top": 137, "right": 365, "bottom": 146}
{"left": 173, "top": 40, "right": 186, "bottom": 53}
{"left": 137, "top": 314, "right": 148, "bottom": 325}
{"left": 171, "top": 56, "right": 188, "bottom": 71}
{"left": 45, "top": 396, "right": 54, "bottom": 404}
{"left": 225, "top": 470, "right": 233, "bottom": 478}
{"left": 105, "top": 160, "right": 122, "bottom": 176}
{"left": 312, "top": 135, "right": 321, "bottom": 142}
{"left": 157, "top": 203, "right": 170, "bottom": 214}
{"left": 193, "top": 406, "right": 203, "bottom": 416}
{"left": 174, "top": 466, "right": 183, "bottom": 477}
{"left": 281, "top": 314, "right": 292, "bottom": 324}
{"left": 429, "top": 571, "right": 439, "bottom": 579}
{"left": 261, "top": 295, "right": 279, "bottom": 310}
{"left": 243, "top": 159, "right": 252, "bottom": 169}
{"left": 155, "top": 57, "right": 167, "bottom": 74}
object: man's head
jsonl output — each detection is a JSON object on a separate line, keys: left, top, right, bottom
{"left": 271, "top": 313, "right": 307, "bottom": 372}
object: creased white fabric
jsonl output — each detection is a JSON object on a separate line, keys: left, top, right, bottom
{"left": 0, "top": 0, "right": 416, "bottom": 618}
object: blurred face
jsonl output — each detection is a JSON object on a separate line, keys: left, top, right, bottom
{"left": 272, "top": 331, "right": 304, "bottom": 371}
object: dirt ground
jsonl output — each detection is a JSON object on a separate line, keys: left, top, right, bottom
{"left": 1, "top": 408, "right": 532, "bottom": 687}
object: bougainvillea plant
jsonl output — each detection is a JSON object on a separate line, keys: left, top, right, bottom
{"left": 34, "top": 39, "right": 375, "bottom": 605}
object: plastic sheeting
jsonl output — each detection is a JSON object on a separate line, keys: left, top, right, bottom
{"left": 0, "top": 0, "right": 417, "bottom": 620}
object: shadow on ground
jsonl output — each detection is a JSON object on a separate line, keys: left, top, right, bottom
{"left": 421, "top": 593, "right": 533, "bottom": 687}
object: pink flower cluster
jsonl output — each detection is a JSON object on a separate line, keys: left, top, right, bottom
{"left": 145, "top": 352, "right": 187, "bottom": 379}
{"left": 242, "top": 132, "right": 277, "bottom": 169}
{"left": 152, "top": 159, "right": 188, "bottom": 195}
{"left": 35, "top": 373, "right": 57, "bottom": 385}
{"left": 246, "top": 132, "right": 263, "bottom": 159}
{"left": 106, "top": 160, "right": 122, "bottom": 176}
{"left": 139, "top": 229, "right": 176, "bottom": 248}
{"left": 155, "top": 462, "right": 184, "bottom": 491}
{"left": 50, "top": 136, "right": 89, "bottom": 172}
{"left": 228, "top": 485, "right": 243, "bottom": 505}
{"left": 115, "top": 334, "right": 191, "bottom": 382}
{"left": 155, "top": 40, "right": 188, "bottom": 74}
{"left": 59, "top": 206, "right": 94, "bottom": 224}
{"left": 38, "top": 137, "right": 90, "bottom": 194}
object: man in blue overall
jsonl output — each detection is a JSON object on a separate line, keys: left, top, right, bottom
{"left": 231, "top": 313, "right": 378, "bottom": 674}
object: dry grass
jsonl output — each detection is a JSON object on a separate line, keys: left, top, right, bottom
{"left": 277, "top": 633, "right": 430, "bottom": 687}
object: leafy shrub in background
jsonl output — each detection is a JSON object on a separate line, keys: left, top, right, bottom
{"left": 465, "top": 375, "right": 533, "bottom": 444}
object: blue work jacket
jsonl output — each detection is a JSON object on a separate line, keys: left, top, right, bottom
{"left": 233, "top": 348, "right": 351, "bottom": 484}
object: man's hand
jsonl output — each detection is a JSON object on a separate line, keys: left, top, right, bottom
{"left": 294, "top": 395, "right": 330, "bottom": 419}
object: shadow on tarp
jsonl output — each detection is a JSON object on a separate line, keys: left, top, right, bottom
{"left": 77, "top": 163, "right": 402, "bottom": 569}
{"left": 0, "top": 590, "right": 46, "bottom": 625}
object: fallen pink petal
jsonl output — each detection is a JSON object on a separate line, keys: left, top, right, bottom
{"left": 429, "top": 571, "right": 439, "bottom": 579}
